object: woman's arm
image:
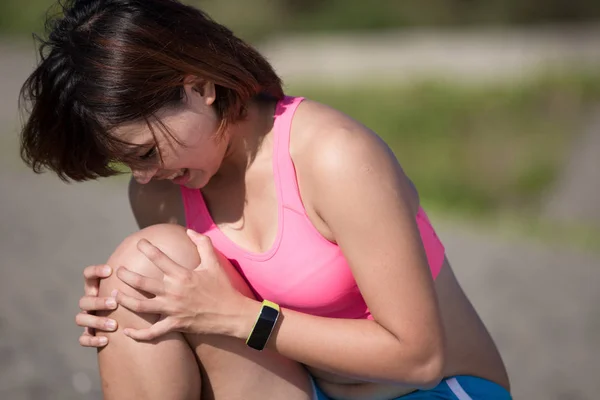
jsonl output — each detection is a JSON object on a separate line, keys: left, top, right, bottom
{"left": 231, "top": 123, "right": 445, "bottom": 387}
{"left": 115, "top": 110, "right": 446, "bottom": 387}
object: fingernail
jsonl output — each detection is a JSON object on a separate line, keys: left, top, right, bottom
{"left": 99, "top": 337, "right": 108, "bottom": 345}
{"left": 106, "top": 298, "right": 117, "bottom": 308}
{"left": 110, "top": 289, "right": 118, "bottom": 298}
{"left": 186, "top": 229, "right": 198, "bottom": 238}
{"left": 102, "top": 266, "right": 112, "bottom": 276}
{"left": 123, "top": 329, "right": 130, "bottom": 336}
{"left": 105, "top": 320, "right": 117, "bottom": 330}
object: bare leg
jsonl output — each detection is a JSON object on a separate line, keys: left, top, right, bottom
{"left": 96, "top": 225, "right": 201, "bottom": 399}
{"left": 97, "top": 224, "right": 312, "bottom": 400}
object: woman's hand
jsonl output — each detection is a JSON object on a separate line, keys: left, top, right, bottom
{"left": 75, "top": 264, "right": 118, "bottom": 347}
{"left": 114, "top": 229, "right": 252, "bottom": 341}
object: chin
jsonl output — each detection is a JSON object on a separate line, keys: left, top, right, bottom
{"left": 184, "top": 174, "right": 210, "bottom": 190}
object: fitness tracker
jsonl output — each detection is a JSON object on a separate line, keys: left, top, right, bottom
{"left": 246, "top": 300, "right": 280, "bottom": 351}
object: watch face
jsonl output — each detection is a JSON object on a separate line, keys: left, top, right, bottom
{"left": 261, "top": 305, "right": 279, "bottom": 324}
{"left": 247, "top": 306, "right": 279, "bottom": 351}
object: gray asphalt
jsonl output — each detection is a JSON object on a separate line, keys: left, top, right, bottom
{"left": 1, "top": 29, "right": 599, "bottom": 400}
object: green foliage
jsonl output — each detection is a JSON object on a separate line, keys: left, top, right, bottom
{"left": 287, "top": 72, "right": 600, "bottom": 217}
{"left": 3, "top": 0, "right": 600, "bottom": 39}
{"left": 0, "top": 0, "right": 53, "bottom": 35}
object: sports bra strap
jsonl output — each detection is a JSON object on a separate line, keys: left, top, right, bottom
{"left": 272, "top": 96, "right": 306, "bottom": 213}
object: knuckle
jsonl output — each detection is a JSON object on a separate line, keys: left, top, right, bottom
{"left": 171, "top": 319, "right": 183, "bottom": 331}
{"left": 131, "top": 301, "right": 142, "bottom": 312}
{"left": 170, "top": 303, "right": 181, "bottom": 314}
{"left": 94, "top": 318, "right": 105, "bottom": 329}
{"left": 177, "top": 318, "right": 189, "bottom": 330}
{"left": 197, "top": 235, "right": 212, "bottom": 245}
{"left": 143, "top": 243, "right": 161, "bottom": 259}
{"left": 132, "top": 274, "right": 144, "bottom": 287}
{"left": 94, "top": 297, "right": 106, "bottom": 309}
{"left": 114, "top": 292, "right": 124, "bottom": 303}
{"left": 180, "top": 269, "right": 193, "bottom": 280}
{"left": 116, "top": 267, "right": 126, "bottom": 279}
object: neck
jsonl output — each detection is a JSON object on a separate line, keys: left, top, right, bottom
{"left": 216, "top": 97, "right": 277, "bottom": 179}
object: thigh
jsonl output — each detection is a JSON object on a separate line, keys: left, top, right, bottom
{"left": 186, "top": 252, "right": 313, "bottom": 400}
{"left": 188, "top": 334, "right": 313, "bottom": 400}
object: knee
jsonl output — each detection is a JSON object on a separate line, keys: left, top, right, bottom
{"left": 99, "top": 224, "right": 199, "bottom": 298}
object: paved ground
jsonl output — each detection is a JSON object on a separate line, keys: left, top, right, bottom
{"left": 1, "top": 28, "right": 599, "bottom": 400}
{"left": 259, "top": 25, "right": 600, "bottom": 85}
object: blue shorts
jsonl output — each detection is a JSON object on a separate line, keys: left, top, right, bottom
{"left": 311, "top": 375, "right": 512, "bottom": 400}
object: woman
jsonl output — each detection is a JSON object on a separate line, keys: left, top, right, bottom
{"left": 20, "top": 0, "right": 511, "bottom": 399}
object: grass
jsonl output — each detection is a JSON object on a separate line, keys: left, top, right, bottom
{"left": 287, "top": 71, "right": 600, "bottom": 251}
{"left": 424, "top": 206, "right": 600, "bottom": 254}
{"left": 287, "top": 71, "right": 600, "bottom": 217}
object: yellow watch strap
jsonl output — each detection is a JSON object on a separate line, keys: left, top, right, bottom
{"left": 262, "top": 300, "right": 280, "bottom": 312}
{"left": 245, "top": 300, "right": 280, "bottom": 347}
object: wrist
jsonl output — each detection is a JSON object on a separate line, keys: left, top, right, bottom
{"left": 228, "top": 296, "right": 262, "bottom": 340}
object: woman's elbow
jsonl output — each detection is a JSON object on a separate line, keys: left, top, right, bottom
{"left": 410, "top": 350, "right": 445, "bottom": 389}
{"left": 390, "top": 341, "right": 445, "bottom": 389}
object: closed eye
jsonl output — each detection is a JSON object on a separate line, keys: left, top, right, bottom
{"left": 140, "top": 146, "right": 157, "bottom": 160}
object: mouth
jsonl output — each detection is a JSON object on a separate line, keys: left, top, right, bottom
{"left": 170, "top": 168, "right": 190, "bottom": 185}
{"left": 165, "top": 169, "right": 186, "bottom": 180}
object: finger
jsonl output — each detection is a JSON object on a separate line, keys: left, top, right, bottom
{"left": 123, "top": 318, "right": 174, "bottom": 341}
{"left": 117, "top": 267, "right": 164, "bottom": 295}
{"left": 83, "top": 264, "right": 112, "bottom": 296}
{"left": 79, "top": 333, "right": 109, "bottom": 348}
{"left": 76, "top": 312, "right": 118, "bottom": 332}
{"left": 83, "top": 264, "right": 112, "bottom": 280}
{"left": 79, "top": 296, "right": 118, "bottom": 312}
{"left": 186, "top": 230, "right": 217, "bottom": 268}
{"left": 84, "top": 326, "right": 96, "bottom": 337}
{"left": 136, "top": 239, "right": 183, "bottom": 276}
{"left": 115, "top": 290, "right": 163, "bottom": 314}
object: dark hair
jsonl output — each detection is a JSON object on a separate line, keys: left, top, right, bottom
{"left": 19, "top": 0, "right": 284, "bottom": 181}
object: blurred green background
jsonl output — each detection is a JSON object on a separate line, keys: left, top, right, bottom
{"left": 6, "top": 0, "right": 599, "bottom": 247}
{"left": 3, "top": 0, "right": 600, "bottom": 38}
{"left": 2, "top": 2, "right": 600, "bottom": 400}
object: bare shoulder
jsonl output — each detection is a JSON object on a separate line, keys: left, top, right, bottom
{"left": 290, "top": 99, "right": 418, "bottom": 215}
{"left": 292, "top": 99, "right": 400, "bottom": 176}
{"left": 128, "top": 177, "right": 186, "bottom": 229}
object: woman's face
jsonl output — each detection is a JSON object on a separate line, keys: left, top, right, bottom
{"left": 114, "top": 82, "right": 228, "bottom": 189}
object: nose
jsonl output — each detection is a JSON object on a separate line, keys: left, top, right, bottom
{"left": 131, "top": 166, "right": 158, "bottom": 184}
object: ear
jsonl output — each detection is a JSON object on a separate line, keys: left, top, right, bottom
{"left": 183, "top": 76, "right": 216, "bottom": 107}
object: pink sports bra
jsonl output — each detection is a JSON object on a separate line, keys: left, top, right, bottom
{"left": 180, "top": 96, "right": 445, "bottom": 319}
